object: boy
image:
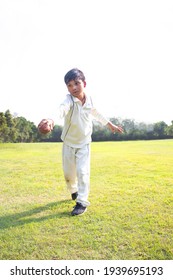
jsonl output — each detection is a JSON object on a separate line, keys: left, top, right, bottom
{"left": 43, "top": 68, "right": 123, "bottom": 216}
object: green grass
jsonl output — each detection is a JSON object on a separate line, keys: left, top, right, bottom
{"left": 0, "top": 140, "right": 172, "bottom": 260}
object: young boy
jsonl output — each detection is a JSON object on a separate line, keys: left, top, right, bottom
{"left": 42, "top": 68, "right": 123, "bottom": 216}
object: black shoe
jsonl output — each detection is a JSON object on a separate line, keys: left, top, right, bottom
{"left": 71, "top": 192, "right": 78, "bottom": 200}
{"left": 71, "top": 202, "right": 87, "bottom": 216}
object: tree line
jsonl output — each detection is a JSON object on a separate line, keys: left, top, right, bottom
{"left": 0, "top": 110, "right": 173, "bottom": 143}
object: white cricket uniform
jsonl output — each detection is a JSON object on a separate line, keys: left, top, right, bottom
{"left": 59, "top": 94, "right": 109, "bottom": 207}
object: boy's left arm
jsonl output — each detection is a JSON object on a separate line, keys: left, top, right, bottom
{"left": 90, "top": 106, "right": 123, "bottom": 134}
{"left": 107, "top": 121, "right": 124, "bottom": 134}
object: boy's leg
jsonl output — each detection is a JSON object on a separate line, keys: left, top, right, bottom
{"left": 76, "top": 144, "right": 90, "bottom": 207}
{"left": 62, "top": 144, "right": 78, "bottom": 195}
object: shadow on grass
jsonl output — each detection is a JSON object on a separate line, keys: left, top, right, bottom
{"left": 0, "top": 200, "right": 72, "bottom": 230}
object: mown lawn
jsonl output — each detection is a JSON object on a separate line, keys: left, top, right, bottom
{"left": 0, "top": 140, "right": 172, "bottom": 260}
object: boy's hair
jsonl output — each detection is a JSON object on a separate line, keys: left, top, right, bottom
{"left": 64, "top": 68, "right": 85, "bottom": 84}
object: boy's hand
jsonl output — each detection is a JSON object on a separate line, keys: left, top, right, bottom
{"left": 38, "top": 119, "right": 54, "bottom": 134}
{"left": 107, "top": 122, "right": 124, "bottom": 134}
{"left": 46, "top": 119, "right": 54, "bottom": 130}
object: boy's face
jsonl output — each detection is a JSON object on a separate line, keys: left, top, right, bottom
{"left": 66, "top": 79, "right": 86, "bottom": 98}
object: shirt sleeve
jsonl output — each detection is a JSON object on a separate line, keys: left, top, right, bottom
{"left": 91, "top": 107, "right": 109, "bottom": 126}
{"left": 59, "top": 95, "right": 72, "bottom": 119}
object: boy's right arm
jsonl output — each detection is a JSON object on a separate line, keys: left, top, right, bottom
{"left": 38, "top": 95, "right": 71, "bottom": 129}
{"left": 59, "top": 95, "right": 72, "bottom": 119}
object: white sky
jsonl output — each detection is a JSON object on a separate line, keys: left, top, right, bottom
{"left": 0, "top": 0, "right": 173, "bottom": 125}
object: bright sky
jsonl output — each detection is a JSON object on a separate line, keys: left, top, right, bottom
{"left": 0, "top": 0, "right": 173, "bottom": 126}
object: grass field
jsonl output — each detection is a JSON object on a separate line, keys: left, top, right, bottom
{"left": 0, "top": 140, "right": 173, "bottom": 260}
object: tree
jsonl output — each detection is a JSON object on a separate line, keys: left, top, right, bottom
{"left": 122, "top": 119, "right": 135, "bottom": 134}
{"left": 0, "top": 109, "right": 172, "bottom": 142}
{"left": 50, "top": 125, "right": 62, "bottom": 142}
{"left": 4, "top": 110, "right": 17, "bottom": 142}
{"left": 153, "top": 121, "right": 168, "bottom": 139}
{"left": 0, "top": 112, "right": 8, "bottom": 142}
{"left": 38, "top": 125, "right": 62, "bottom": 142}
{"left": 15, "top": 117, "right": 37, "bottom": 142}
{"left": 165, "top": 120, "right": 173, "bottom": 137}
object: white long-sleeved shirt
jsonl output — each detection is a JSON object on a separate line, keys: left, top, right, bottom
{"left": 59, "top": 94, "right": 109, "bottom": 148}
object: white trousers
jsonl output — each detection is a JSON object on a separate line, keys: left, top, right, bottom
{"left": 62, "top": 143, "right": 90, "bottom": 207}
